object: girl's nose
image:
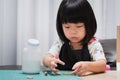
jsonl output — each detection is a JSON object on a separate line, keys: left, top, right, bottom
{"left": 70, "top": 28, "right": 77, "bottom": 34}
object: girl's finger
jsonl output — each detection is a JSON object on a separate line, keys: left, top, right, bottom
{"left": 50, "top": 62, "right": 58, "bottom": 72}
{"left": 51, "top": 61, "right": 57, "bottom": 67}
{"left": 72, "top": 62, "right": 82, "bottom": 70}
{"left": 55, "top": 59, "right": 65, "bottom": 65}
{"left": 70, "top": 68, "right": 79, "bottom": 74}
{"left": 76, "top": 70, "right": 85, "bottom": 76}
{"left": 52, "top": 68, "right": 59, "bottom": 72}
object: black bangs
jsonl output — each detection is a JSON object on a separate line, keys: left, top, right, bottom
{"left": 60, "top": 0, "right": 86, "bottom": 23}
{"left": 60, "top": 13, "right": 85, "bottom": 23}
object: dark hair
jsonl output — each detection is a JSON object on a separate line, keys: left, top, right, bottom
{"left": 56, "top": 0, "right": 97, "bottom": 44}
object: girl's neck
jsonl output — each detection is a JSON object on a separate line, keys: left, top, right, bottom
{"left": 70, "top": 42, "right": 83, "bottom": 50}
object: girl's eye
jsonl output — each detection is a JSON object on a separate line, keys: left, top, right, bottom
{"left": 77, "top": 26, "right": 83, "bottom": 28}
{"left": 64, "top": 26, "right": 70, "bottom": 28}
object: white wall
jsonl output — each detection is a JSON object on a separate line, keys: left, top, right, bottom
{"left": 0, "top": 0, "right": 17, "bottom": 65}
{"left": 0, "top": 0, "right": 3, "bottom": 65}
{"left": 49, "top": 0, "right": 61, "bottom": 46}
{"left": 115, "top": 0, "right": 120, "bottom": 26}
{"left": 102, "top": 0, "right": 116, "bottom": 39}
{"left": 89, "top": 0, "right": 119, "bottom": 39}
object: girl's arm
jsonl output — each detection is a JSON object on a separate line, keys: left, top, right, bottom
{"left": 86, "top": 60, "right": 106, "bottom": 72}
{"left": 71, "top": 59, "right": 106, "bottom": 76}
{"left": 43, "top": 40, "right": 63, "bottom": 67}
{"left": 88, "top": 39, "right": 107, "bottom": 72}
{"left": 42, "top": 40, "right": 64, "bottom": 72}
{"left": 43, "top": 53, "right": 65, "bottom": 72}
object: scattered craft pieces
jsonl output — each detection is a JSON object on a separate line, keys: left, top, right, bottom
{"left": 44, "top": 71, "right": 48, "bottom": 76}
{"left": 26, "top": 75, "right": 33, "bottom": 79}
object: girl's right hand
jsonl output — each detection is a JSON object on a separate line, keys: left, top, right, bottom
{"left": 49, "top": 54, "right": 65, "bottom": 73}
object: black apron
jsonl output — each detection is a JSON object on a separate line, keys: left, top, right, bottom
{"left": 56, "top": 43, "right": 91, "bottom": 70}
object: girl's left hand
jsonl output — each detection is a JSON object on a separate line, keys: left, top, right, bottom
{"left": 71, "top": 61, "right": 89, "bottom": 76}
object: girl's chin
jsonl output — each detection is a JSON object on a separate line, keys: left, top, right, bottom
{"left": 70, "top": 40, "right": 80, "bottom": 43}
{"left": 69, "top": 38, "right": 81, "bottom": 43}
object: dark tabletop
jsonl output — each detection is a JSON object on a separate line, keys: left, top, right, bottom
{"left": 0, "top": 65, "right": 21, "bottom": 70}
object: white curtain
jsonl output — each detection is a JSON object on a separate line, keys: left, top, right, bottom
{"left": 89, "top": 0, "right": 119, "bottom": 39}
{"left": 0, "top": 0, "right": 17, "bottom": 65}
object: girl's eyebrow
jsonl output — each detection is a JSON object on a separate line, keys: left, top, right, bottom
{"left": 62, "top": 24, "right": 69, "bottom": 26}
{"left": 76, "top": 24, "right": 84, "bottom": 26}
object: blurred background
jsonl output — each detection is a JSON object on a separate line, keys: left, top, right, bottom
{"left": 0, "top": 0, "right": 120, "bottom": 65}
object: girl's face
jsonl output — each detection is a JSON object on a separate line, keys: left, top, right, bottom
{"left": 62, "top": 22, "right": 86, "bottom": 43}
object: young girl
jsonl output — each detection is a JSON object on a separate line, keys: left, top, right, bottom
{"left": 43, "top": 0, "right": 106, "bottom": 76}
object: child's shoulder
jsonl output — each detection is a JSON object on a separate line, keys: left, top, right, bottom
{"left": 88, "top": 37, "right": 102, "bottom": 52}
{"left": 88, "top": 37, "right": 100, "bottom": 46}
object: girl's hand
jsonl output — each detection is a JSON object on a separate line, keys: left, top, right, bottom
{"left": 49, "top": 54, "right": 65, "bottom": 73}
{"left": 71, "top": 61, "right": 89, "bottom": 76}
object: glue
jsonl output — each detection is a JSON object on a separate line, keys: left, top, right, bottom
{"left": 22, "top": 39, "right": 41, "bottom": 74}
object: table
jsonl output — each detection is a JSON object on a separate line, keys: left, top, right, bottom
{"left": 0, "top": 65, "right": 117, "bottom": 80}
{"left": 82, "top": 71, "right": 117, "bottom": 80}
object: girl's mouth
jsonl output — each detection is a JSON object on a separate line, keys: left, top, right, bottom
{"left": 70, "top": 37, "right": 79, "bottom": 40}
